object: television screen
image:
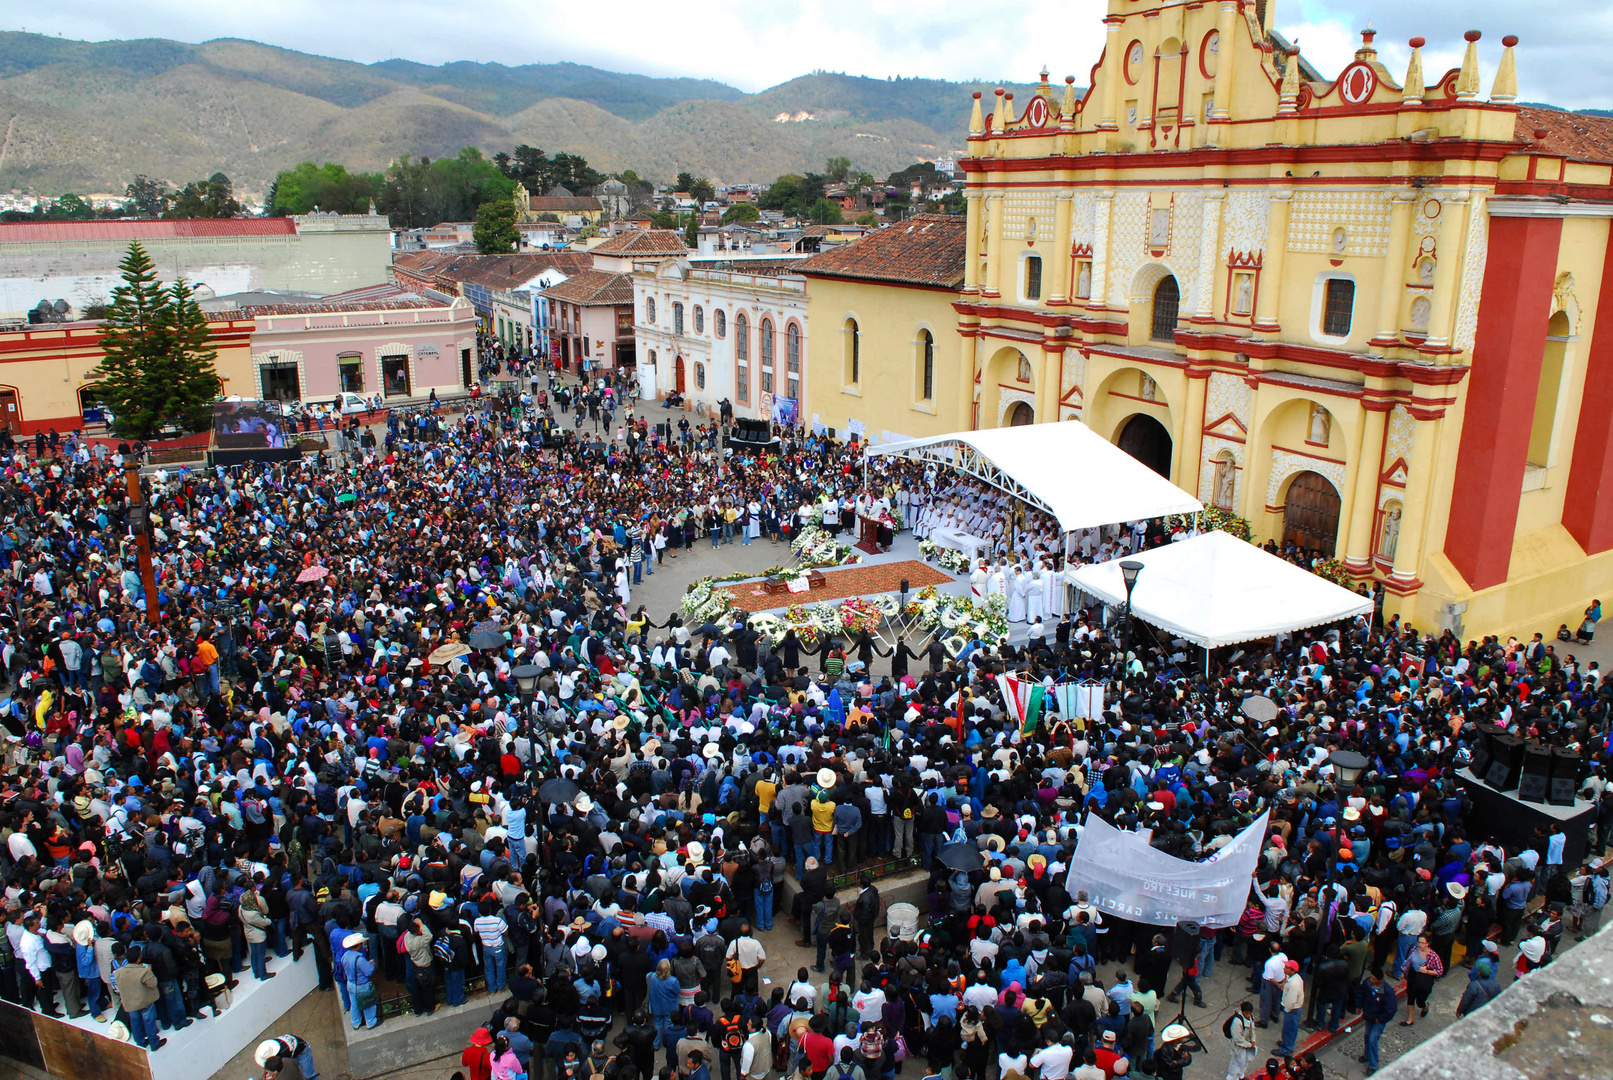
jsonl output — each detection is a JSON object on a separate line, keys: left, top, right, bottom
{"left": 212, "top": 400, "right": 289, "bottom": 449}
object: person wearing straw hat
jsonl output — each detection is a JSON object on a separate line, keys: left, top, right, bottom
{"left": 1153, "top": 1024, "right": 1192, "bottom": 1080}
{"left": 340, "top": 932, "right": 379, "bottom": 1030}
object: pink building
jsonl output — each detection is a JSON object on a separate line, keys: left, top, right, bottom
{"left": 229, "top": 287, "right": 478, "bottom": 403}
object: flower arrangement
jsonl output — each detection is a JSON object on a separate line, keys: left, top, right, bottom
{"left": 792, "top": 526, "right": 862, "bottom": 569}
{"left": 838, "top": 597, "right": 883, "bottom": 635}
{"left": 1166, "top": 507, "right": 1254, "bottom": 542}
{"left": 935, "top": 547, "right": 971, "bottom": 573}
{"left": 681, "top": 577, "right": 737, "bottom": 624}
{"left": 896, "top": 588, "right": 1009, "bottom": 648}
{"left": 1311, "top": 557, "right": 1356, "bottom": 588}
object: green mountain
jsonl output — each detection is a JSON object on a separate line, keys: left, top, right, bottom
{"left": 0, "top": 32, "right": 1045, "bottom": 196}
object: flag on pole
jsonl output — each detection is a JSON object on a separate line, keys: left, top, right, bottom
{"left": 1022, "top": 684, "right": 1045, "bottom": 737}
{"left": 1053, "top": 682, "right": 1081, "bottom": 722}
{"left": 997, "top": 673, "right": 1032, "bottom": 728}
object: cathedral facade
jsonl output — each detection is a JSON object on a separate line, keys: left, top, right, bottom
{"left": 957, "top": 0, "right": 1613, "bottom": 638}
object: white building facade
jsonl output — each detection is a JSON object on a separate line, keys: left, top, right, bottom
{"left": 633, "top": 256, "right": 809, "bottom": 423}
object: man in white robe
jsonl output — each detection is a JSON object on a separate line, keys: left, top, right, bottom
{"left": 970, "top": 562, "right": 987, "bottom": 600}
{"left": 1009, "top": 566, "right": 1030, "bottom": 622}
{"left": 987, "top": 564, "right": 1007, "bottom": 600}
{"left": 1026, "top": 568, "right": 1045, "bottom": 622}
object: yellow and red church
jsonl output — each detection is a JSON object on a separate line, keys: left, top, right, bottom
{"left": 949, "top": 0, "right": 1613, "bottom": 639}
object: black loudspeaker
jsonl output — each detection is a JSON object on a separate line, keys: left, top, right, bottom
{"left": 1517, "top": 743, "right": 1554, "bottom": 803}
{"left": 1468, "top": 728, "right": 1495, "bottom": 781}
{"left": 1483, "top": 734, "right": 1527, "bottom": 791}
{"left": 1172, "top": 919, "right": 1201, "bottom": 966}
{"left": 1549, "top": 747, "right": 1587, "bottom": 807}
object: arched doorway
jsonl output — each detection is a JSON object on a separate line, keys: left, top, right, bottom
{"left": 1008, "top": 401, "right": 1034, "bottom": 426}
{"left": 1151, "top": 277, "right": 1180, "bottom": 341}
{"left": 1117, "top": 414, "right": 1172, "bottom": 477}
{"left": 1282, "top": 471, "right": 1342, "bottom": 557}
{"left": 674, "top": 355, "right": 686, "bottom": 394}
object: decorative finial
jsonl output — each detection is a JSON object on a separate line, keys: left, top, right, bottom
{"left": 970, "top": 91, "right": 985, "bottom": 135}
{"left": 1456, "top": 30, "right": 1482, "bottom": 99}
{"left": 1402, "top": 37, "right": 1426, "bottom": 105}
{"left": 1492, "top": 35, "right": 1519, "bottom": 103}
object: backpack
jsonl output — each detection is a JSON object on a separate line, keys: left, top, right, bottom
{"left": 854, "top": 886, "right": 880, "bottom": 923}
{"left": 433, "top": 935, "right": 455, "bottom": 965}
{"left": 717, "top": 1016, "right": 745, "bottom": 1052}
{"left": 1221, "top": 1013, "right": 1237, "bottom": 1040}
{"left": 726, "top": 952, "right": 744, "bottom": 983}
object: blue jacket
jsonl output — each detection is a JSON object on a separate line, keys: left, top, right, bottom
{"left": 1360, "top": 980, "right": 1398, "bottom": 1023}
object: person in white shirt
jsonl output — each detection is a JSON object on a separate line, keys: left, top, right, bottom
{"left": 852, "top": 983, "right": 886, "bottom": 1023}
{"left": 1031, "top": 1039, "right": 1075, "bottom": 1080}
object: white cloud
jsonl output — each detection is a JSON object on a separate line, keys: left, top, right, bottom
{"left": 3, "top": 0, "right": 1610, "bottom": 107}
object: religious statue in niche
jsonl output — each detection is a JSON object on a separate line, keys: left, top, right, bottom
{"left": 1126, "top": 103, "right": 1139, "bottom": 126}
{"left": 1149, "top": 208, "right": 1171, "bottom": 248}
{"left": 1212, "top": 453, "right": 1236, "bottom": 510}
{"left": 1025, "top": 216, "right": 1038, "bottom": 243}
{"left": 1076, "top": 262, "right": 1092, "bottom": 299}
{"left": 1417, "top": 256, "right": 1436, "bottom": 285}
{"left": 1378, "top": 502, "right": 1402, "bottom": 561}
{"left": 1308, "top": 403, "right": 1331, "bottom": 445}
{"left": 1232, "top": 272, "right": 1254, "bottom": 315}
{"left": 1332, "top": 227, "right": 1348, "bottom": 254}
{"left": 1409, "top": 296, "right": 1432, "bottom": 331}
{"left": 1017, "top": 356, "right": 1034, "bottom": 382}
{"left": 1139, "top": 373, "right": 1159, "bottom": 401}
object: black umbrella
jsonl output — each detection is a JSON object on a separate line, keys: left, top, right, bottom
{"left": 538, "top": 777, "right": 580, "bottom": 806}
{"left": 936, "top": 842, "right": 984, "bottom": 873}
{"left": 470, "top": 628, "right": 506, "bottom": 651}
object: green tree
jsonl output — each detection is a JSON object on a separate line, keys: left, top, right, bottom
{"left": 53, "top": 194, "right": 94, "bottom": 220}
{"left": 809, "top": 198, "right": 844, "bottom": 225}
{"left": 124, "top": 175, "right": 171, "bottom": 218}
{"left": 675, "top": 171, "right": 697, "bottom": 194}
{"left": 648, "top": 210, "right": 678, "bottom": 229}
{"left": 267, "top": 162, "right": 379, "bottom": 215}
{"left": 474, "top": 198, "right": 520, "bottom": 254}
{"left": 722, "top": 203, "right": 760, "bottom": 224}
{"left": 167, "top": 172, "right": 241, "bottom": 219}
{"left": 92, "top": 242, "right": 222, "bottom": 439}
{"left": 855, "top": 211, "right": 879, "bottom": 226}
{"left": 689, "top": 177, "right": 715, "bottom": 206}
{"left": 824, "top": 157, "right": 853, "bottom": 183}
{"left": 684, "top": 213, "right": 699, "bottom": 248}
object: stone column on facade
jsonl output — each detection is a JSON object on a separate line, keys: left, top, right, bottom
{"left": 1050, "top": 193, "right": 1074, "bottom": 304}
{"left": 1420, "top": 191, "right": 1471, "bottom": 350}
{"left": 964, "top": 191, "right": 983, "bottom": 294}
{"left": 1177, "top": 370, "right": 1209, "bottom": 497}
{"left": 958, "top": 327, "right": 979, "bottom": 431}
{"left": 1370, "top": 192, "right": 1417, "bottom": 349}
{"left": 1208, "top": 1, "right": 1239, "bottom": 125}
{"left": 1098, "top": 17, "right": 1124, "bottom": 131}
{"left": 1036, "top": 341, "right": 1061, "bottom": 424}
{"left": 1193, "top": 192, "right": 1225, "bottom": 320}
{"left": 1565, "top": 222, "right": 1613, "bottom": 554}
{"left": 1252, "top": 191, "right": 1293, "bottom": 333}
{"left": 1391, "top": 412, "right": 1441, "bottom": 584}
{"left": 1341, "top": 403, "right": 1390, "bottom": 571}
{"left": 1089, "top": 191, "right": 1115, "bottom": 311}
{"left": 984, "top": 190, "right": 1007, "bottom": 299}
{"left": 1137, "top": 12, "right": 1161, "bottom": 131}
{"left": 1237, "top": 382, "right": 1272, "bottom": 529}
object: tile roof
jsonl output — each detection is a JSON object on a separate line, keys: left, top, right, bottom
{"left": 228, "top": 298, "right": 445, "bottom": 319}
{"left": 528, "top": 197, "right": 603, "bottom": 212}
{"left": 797, "top": 215, "right": 966, "bottom": 289}
{"left": 590, "top": 229, "right": 689, "bottom": 256}
{"left": 0, "top": 218, "right": 298, "bottom": 243}
{"left": 1514, "top": 106, "right": 1613, "bottom": 166}
{"left": 435, "top": 252, "right": 592, "bottom": 289}
{"left": 540, "top": 269, "right": 635, "bottom": 306}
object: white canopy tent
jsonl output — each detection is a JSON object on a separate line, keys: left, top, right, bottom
{"left": 866, "top": 420, "right": 1202, "bottom": 533}
{"left": 1069, "top": 530, "right": 1373, "bottom": 648}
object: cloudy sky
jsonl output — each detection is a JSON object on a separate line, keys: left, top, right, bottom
{"left": 6, "top": 0, "right": 1611, "bottom": 109}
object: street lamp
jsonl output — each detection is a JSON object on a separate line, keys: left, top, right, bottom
{"left": 1118, "top": 559, "right": 1144, "bottom": 679}
{"left": 1326, "top": 749, "right": 1370, "bottom": 803}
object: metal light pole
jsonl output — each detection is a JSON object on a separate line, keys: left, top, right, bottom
{"left": 124, "top": 457, "right": 159, "bottom": 626}
{"left": 512, "top": 662, "right": 540, "bottom": 751}
{"left": 1118, "top": 559, "right": 1143, "bottom": 681}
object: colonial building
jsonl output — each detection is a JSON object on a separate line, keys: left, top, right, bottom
{"left": 955, "top": 0, "right": 1613, "bottom": 637}
{"left": 634, "top": 254, "right": 809, "bottom": 421}
{"left": 799, "top": 215, "right": 967, "bottom": 443}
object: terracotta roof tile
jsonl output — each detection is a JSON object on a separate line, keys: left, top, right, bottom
{"left": 591, "top": 229, "right": 689, "bottom": 255}
{"left": 1513, "top": 106, "right": 1613, "bottom": 165}
{"left": 541, "top": 269, "right": 634, "bottom": 306}
{"left": 797, "top": 214, "right": 965, "bottom": 289}
{"left": 435, "top": 252, "right": 591, "bottom": 289}
{"left": 0, "top": 218, "right": 298, "bottom": 243}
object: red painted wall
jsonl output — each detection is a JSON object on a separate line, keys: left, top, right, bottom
{"left": 1444, "top": 215, "right": 1563, "bottom": 590}
{"left": 1563, "top": 225, "right": 1613, "bottom": 554}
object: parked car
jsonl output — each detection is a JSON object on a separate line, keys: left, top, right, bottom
{"left": 331, "top": 392, "right": 370, "bottom": 415}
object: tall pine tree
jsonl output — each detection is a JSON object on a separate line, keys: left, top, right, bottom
{"left": 93, "top": 242, "right": 222, "bottom": 439}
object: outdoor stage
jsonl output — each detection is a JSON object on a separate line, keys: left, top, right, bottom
{"left": 1455, "top": 767, "right": 1599, "bottom": 868}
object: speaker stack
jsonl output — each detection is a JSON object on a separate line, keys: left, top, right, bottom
{"left": 1468, "top": 728, "right": 1496, "bottom": 781}
{"left": 1549, "top": 747, "right": 1587, "bottom": 807}
{"left": 1482, "top": 733, "right": 1527, "bottom": 791}
{"left": 1517, "top": 743, "right": 1555, "bottom": 803}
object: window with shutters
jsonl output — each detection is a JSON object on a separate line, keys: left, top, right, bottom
{"left": 760, "top": 317, "right": 774, "bottom": 394}
{"left": 786, "top": 322, "right": 800, "bottom": 400}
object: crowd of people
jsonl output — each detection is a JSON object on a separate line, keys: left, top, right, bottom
{"left": 0, "top": 362, "right": 1608, "bottom": 1080}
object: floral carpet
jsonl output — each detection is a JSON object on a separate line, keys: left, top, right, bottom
{"left": 717, "top": 560, "right": 953, "bottom": 613}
